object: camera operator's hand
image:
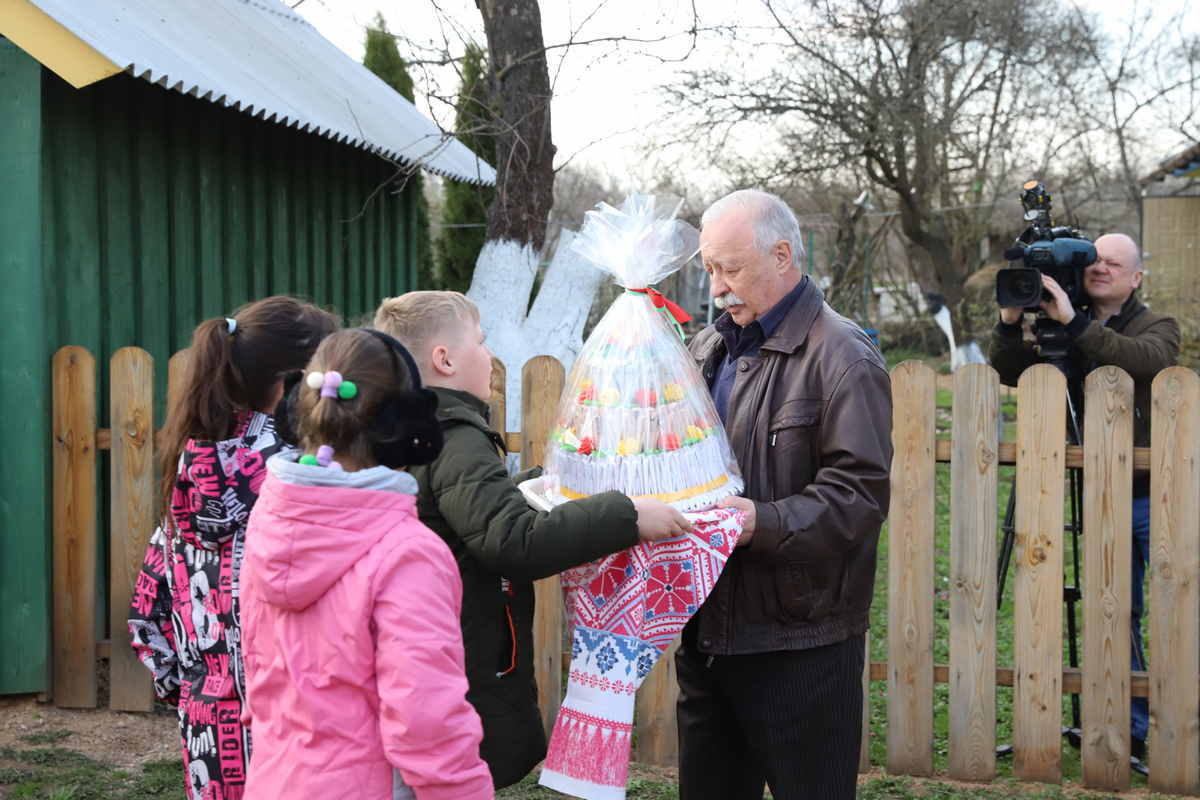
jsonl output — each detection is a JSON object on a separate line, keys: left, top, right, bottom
{"left": 999, "top": 306, "right": 1023, "bottom": 325}
{"left": 1039, "top": 274, "right": 1076, "bottom": 325}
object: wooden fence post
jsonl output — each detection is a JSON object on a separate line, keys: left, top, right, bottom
{"left": 52, "top": 346, "right": 97, "bottom": 708}
{"left": 1012, "top": 364, "right": 1066, "bottom": 783}
{"left": 887, "top": 360, "right": 937, "bottom": 776}
{"left": 109, "top": 347, "right": 155, "bottom": 711}
{"left": 167, "top": 349, "right": 191, "bottom": 418}
{"left": 1148, "top": 367, "right": 1200, "bottom": 795}
{"left": 948, "top": 363, "right": 999, "bottom": 781}
{"left": 488, "top": 356, "right": 507, "bottom": 443}
{"left": 523, "top": 356, "right": 565, "bottom": 738}
{"left": 1081, "top": 366, "right": 1133, "bottom": 791}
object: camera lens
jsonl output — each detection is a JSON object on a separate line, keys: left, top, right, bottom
{"left": 1013, "top": 273, "right": 1038, "bottom": 298}
{"left": 996, "top": 267, "right": 1042, "bottom": 308}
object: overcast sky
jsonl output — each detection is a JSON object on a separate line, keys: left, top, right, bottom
{"left": 294, "top": 0, "right": 781, "bottom": 183}
{"left": 295, "top": 0, "right": 1195, "bottom": 188}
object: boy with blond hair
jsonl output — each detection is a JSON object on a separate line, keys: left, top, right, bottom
{"left": 373, "top": 291, "right": 689, "bottom": 789}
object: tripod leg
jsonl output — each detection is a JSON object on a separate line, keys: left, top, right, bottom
{"left": 997, "top": 473, "right": 1018, "bottom": 611}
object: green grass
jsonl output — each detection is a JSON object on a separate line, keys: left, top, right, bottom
{"left": 0, "top": 737, "right": 183, "bottom": 800}
{"left": 15, "top": 734, "right": 72, "bottom": 748}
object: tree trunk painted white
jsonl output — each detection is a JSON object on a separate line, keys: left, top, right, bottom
{"left": 467, "top": 230, "right": 605, "bottom": 444}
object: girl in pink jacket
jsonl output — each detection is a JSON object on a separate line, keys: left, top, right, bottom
{"left": 240, "top": 328, "right": 492, "bottom": 800}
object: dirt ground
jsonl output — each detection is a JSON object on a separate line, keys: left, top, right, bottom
{"left": 0, "top": 694, "right": 177, "bottom": 772}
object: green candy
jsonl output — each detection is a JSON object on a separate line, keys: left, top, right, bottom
{"left": 299, "top": 454, "right": 319, "bottom": 466}
{"left": 338, "top": 380, "right": 358, "bottom": 400}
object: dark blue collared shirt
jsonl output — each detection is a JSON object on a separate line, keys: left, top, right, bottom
{"left": 711, "top": 276, "right": 810, "bottom": 423}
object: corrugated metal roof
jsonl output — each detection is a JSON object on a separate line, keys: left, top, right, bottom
{"left": 29, "top": 0, "right": 496, "bottom": 185}
{"left": 1139, "top": 140, "right": 1200, "bottom": 186}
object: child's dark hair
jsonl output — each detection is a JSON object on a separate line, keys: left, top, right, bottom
{"left": 159, "top": 296, "right": 339, "bottom": 518}
{"left": 294, "top": 329, "right": 419, "bottom": 466}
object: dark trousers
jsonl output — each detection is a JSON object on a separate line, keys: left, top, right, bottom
{"left": 1130, "top": 493, "right": 1150, "bottom": 744}
{"left": 675, "top": 626, "right": 865, "bottom": 800}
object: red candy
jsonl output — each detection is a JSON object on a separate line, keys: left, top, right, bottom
{"left": 634, "top": 389, "right": 658, "bottom": 407}
{"left": 579, "top": 437, "right": 595, "bottom": 455}
{"left": 659, "top": 433, "right": 680, "bottom": 451}
{"left": 578, "top": 386, "right": 596, "bottom": 402}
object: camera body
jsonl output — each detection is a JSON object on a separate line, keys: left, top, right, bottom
{"left": 995, "top": 181, "right": 1096, "bottom": 311}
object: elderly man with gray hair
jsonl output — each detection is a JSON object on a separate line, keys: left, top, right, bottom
{"left": 678, "top": 189, "right": 894, "bottom": 798}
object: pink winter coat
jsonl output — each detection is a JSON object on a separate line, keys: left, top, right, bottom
{"left": 240, "top": 454, "right": 493, "bottom": 799}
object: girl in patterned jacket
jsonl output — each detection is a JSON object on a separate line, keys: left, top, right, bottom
{"left": 128, "top": 296, "right": 337, "bottom": 800}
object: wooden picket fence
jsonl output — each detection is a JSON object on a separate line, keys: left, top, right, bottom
{"left": 51, "top": 345, "right": 1200, "bottom": 794}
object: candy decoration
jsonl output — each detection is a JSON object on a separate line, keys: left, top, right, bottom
{"left": 634, "top": 389, "right": 658, "bottom": 407}
{"left": 538, "top": 193, "right": 744, "bottom": 515}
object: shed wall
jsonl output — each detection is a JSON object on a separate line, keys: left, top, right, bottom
{"left": 0, "top": 58, "right": 419, "bottom": 693}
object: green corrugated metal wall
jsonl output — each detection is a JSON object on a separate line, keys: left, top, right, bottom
{"left": 0, "top": 42, "right": 421, "bottom": 693}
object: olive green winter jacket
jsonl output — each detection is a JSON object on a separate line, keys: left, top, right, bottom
{"left": 407, "top": 387, "right": 638, "bottom": 789}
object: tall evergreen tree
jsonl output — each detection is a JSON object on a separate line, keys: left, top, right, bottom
{"left": 436, "top": 43, "right": 496, "bottom": 293}
{"left": 363, "top": 13, "right": 433, "bottom": 291}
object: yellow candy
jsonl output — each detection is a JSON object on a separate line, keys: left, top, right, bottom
{"left": 663, "top": 382, "right": 685, "bottom": 402}
{"left": 599, "top": 388, "right": 620, "bottom": 407}
{"left": 562, "top": 429, "right": 581, "bottom": 449}
{"left": 580, "top": 378, "right": 594, "bottom": 389}
{"left": 686, "top": 425, "right": 706, "bottom": 441}
{"left": 617, "top": 437, "right": 642, "bottom": 456}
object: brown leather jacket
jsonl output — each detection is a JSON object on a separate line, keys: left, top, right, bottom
{"left": 688, "top": 281, "right": 893, "bottom": 654}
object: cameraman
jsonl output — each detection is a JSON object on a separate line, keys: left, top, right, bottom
{"left": 990, "top": 232, "right": 1180, "bottom": 764}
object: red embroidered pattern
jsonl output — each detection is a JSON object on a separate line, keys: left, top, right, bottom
{"left": 569, "top": 670, "right": 638, "bottom": 696}
{"left": 540, "top": 508, "right": 744, "bottom": 799}
{"left": 557, "top": 706, "right": 634, "bottom": 733}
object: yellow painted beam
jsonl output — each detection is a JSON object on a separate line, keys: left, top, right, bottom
{"left": 0, "top": 0, "right": 122, "bottom": 88}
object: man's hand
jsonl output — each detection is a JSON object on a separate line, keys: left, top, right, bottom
{"left": 717, "top": 496, "right": 756, "bottom": 547}
{"left": 999, "top": 306, "right": 1023, "bottom": 325}
{"left": 1039, "top": 274, "right": 1076, "bottom": 325}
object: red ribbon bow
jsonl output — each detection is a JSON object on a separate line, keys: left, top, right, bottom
{"left": 628, "top": 287, "right": 692, "bottom": 324}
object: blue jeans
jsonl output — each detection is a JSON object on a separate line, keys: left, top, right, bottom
{"left": 1131, "top": 494, "right": 1150, "bottom": 744}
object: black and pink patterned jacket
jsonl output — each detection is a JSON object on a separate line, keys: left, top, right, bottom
{"left": 128, "top": 411, "right": 282, "bottom": 800}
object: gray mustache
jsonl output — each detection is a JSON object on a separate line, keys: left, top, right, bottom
{"left": 713, "top": 292, "right": 746, "bottom": 310}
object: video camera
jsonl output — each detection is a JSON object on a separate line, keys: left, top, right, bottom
{"left": 995, "top": 180, "right": 1096, "bottom": 310}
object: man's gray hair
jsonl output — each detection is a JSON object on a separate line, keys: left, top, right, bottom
{"left": 701, "top": 189, "right": 805, "bottom": 267}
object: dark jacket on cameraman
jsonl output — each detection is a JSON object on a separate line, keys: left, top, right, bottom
{"left": 407, "top": 387, "right": 639, "bottom": 788}
{"left": 687, "top": 279, "right": 893, "bottom": 655}
{"left": 989, "top": 291, "right": 1180, "bottom": 460}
